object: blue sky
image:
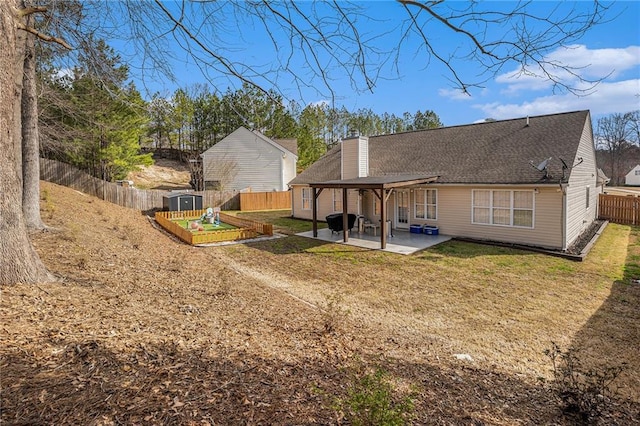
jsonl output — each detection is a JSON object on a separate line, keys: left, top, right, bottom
{"left": 121, "top": 1, "right": 640, "bottom": 127}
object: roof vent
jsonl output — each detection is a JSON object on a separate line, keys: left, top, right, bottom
{"left": 526, "top": 116, "right": 530, "bottom": 127}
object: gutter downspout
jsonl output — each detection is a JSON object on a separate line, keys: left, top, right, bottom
{"left": 280, "top": 155, "right": 284, "bottom": 191}
{"left": 561, "top": 183, "right": 568, "bottom": 251}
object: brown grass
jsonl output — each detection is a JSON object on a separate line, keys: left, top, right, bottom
{"left": 1, "top": 181, "right": 638, "bottom": 425}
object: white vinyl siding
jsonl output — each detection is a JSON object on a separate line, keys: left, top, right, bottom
{"left": 625, "top": 165, "right": 640, "bottom": 185}
{"left": 201, "top": 127, "right": 297, "bottom": 192}
{"left": 301, "top": 187, "right": 311, "bottom": 210}
{"left": 472, "top": 190, "right": 534, "bottom": 228}
{"left": 414, "top": 189, "right": 437, "bottom": 220}
{"left": 565, "top": 117, "right": 598, "bottom": 248}
{"left": 341, "top": 136, "right": 369, "bottom": 180}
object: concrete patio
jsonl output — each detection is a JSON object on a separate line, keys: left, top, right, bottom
{"left": 296, "top": 228, "right": 452, "bottom": 255}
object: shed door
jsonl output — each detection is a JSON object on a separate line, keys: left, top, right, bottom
{"left": 180, "top": 196, "right": 194, "bottom": 211}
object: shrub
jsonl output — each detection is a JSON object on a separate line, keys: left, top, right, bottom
{"left": 544, "top": 342, "right": 626, "bottom": 423}
{"left": 321, "top": 292, "right": 349, "bottom": 335}
{"left": 333, "top": 367, "right": 414, "bottom": 426}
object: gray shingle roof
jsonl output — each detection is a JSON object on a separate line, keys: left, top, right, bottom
{"left": 273, "top": 138, "right": 298, "bottom": 156}
{"left": 290, "top": 110, "right": 590, "bottom": 185}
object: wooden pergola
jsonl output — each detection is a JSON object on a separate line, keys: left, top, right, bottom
{"left": 309, "top": 174, "right": 439, "bottom": 249}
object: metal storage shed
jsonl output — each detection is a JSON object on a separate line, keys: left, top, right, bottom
{"left": 162, "top": 192, "right": 203, "bottom": 212}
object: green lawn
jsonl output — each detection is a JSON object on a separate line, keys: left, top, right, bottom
{"left": 173, "top": 219, "right": 237, "bottom": 232}
{"left": 230, "top": 209, "right": 327, "bottom": 235}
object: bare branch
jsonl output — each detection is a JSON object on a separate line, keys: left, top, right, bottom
{"left": 18, "top": 6, "right": 47, "bottom": 17}
{"left": 395, "top": 0, "right": 612, "bottom": 94}
{"left": 398, "top": 0, "right": 498, "bottom": 59}
{"left": 16, "top": 21, "right": 72, "bottom": 49}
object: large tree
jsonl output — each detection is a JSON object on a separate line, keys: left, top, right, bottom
{"left": 1, "top": 0, "right": 54, "bottom": 284}
{"left": 21, "top": 19, "right": 46, "bottom": 229}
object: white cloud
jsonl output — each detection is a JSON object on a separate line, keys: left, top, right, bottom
{"left": 473, "top": 79, "right": 640, "bottom": 119}
{"left": 308, "top": 99, "right": 330, "bottom": 108}
{"left": 495, "top": 45, "right": 640, "bottom": 95}
{"left": 55, "top": 68, "right": 74, "bottom": 79}
{"left": 438, "top": 88, "right": 473, "bottom": 101}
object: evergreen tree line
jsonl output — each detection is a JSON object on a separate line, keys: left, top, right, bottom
{"left": 38, "top": 40, "right": 442, "bottom": 180}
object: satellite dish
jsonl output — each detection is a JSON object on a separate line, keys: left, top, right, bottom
{"left": 530, "top": 157, "right": 552, "bottom": 172}
{"left": 560, "top": 158, "right": 568, "bottom": 169}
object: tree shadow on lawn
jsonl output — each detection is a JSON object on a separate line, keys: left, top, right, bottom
{"left": 6, "top": 336, "right": 636, "bottom": 425}
{"left": 566, "top": 226, "right": 640, "bottom": 403}
{"left": 244, "top": 234, "right": 535, "bottom": 259}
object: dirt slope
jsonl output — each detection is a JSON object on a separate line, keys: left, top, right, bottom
{"left": 127, "top": 158, "right": 191, "bottom": 190}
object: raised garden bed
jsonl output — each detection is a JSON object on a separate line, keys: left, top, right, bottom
{"left": 155, "top": 209, "right": 273, "bottom": 245}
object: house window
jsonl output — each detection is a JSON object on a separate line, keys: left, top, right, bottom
{"left": 472, "top": 189, "right": 534, "bottom": 228}
{"left": 472, "top": 190, "right": 491, "bottom": 224}
{"left": 492, "top": 190, "right": 511, "bottom": 225}
{"left": 586, "top": 186, "right": 590, "bottom": 209}
{"left": 333, "top": 189, "right": 343, "bottom": 212}
{"left": 301, "top": 187, "right": 311, "bottom": 210}
{"left": 414, "top": 189, "right": 437, "bottom": 220}
{"left": 513, "top": 191, "right": 534, "bottom": 227}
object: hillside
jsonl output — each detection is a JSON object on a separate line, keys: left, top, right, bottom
{"left": 126, "top": 158, "right": 192, "bottom": 190}
{"left": 1, "top": 181, "right": 638, "bottom": 424}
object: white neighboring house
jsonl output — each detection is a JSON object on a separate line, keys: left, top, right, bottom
{"left": 200, "top": 127, "right": 297, "bottom": 191}
{"left": 625, "top": 165, "right": 640, "bottom": 186}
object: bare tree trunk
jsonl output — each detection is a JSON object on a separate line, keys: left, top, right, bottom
{"left": 22, "top": 24, "right": 46, "bottom": 229}
{"left": 1, "top": 0, "right": 54, "bottom": 285}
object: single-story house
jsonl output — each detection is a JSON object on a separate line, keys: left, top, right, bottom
{"left": 200, "top": 127, "right": 297, "bottom": 192}
{"left": 625, "top": 165, "right": 640, "bottom": 186}
{"left": 289, "top": 110, "right": 601, "bottom": 251}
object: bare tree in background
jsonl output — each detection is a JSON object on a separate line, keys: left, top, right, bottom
{"left": 396, "top": 1, "right": 612, "bottom": 95}
{"left": 597, "top": 111, "right": 640, "bottom": 185}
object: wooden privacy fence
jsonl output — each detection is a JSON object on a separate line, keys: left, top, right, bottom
{"left": 155, "top": 209, "right": 272, "bottom": 245}
{"left": 599, "top": 193, "right": 640, "bottom": 225}
{"left": 40, "top": 158, "right": 240, "bottom": 211}
{"left": 240, "top": 191, "right": 291, "bottom": 211}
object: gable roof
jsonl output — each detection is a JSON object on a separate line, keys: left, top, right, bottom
{"left": 290, "top": 110, "right": 591, "bottom": 186}
{"left": 626, "top": 165, "right": 640, "bottom": 176}
{"left": 201, "top": 127, "right": 298, "bottom": 158}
